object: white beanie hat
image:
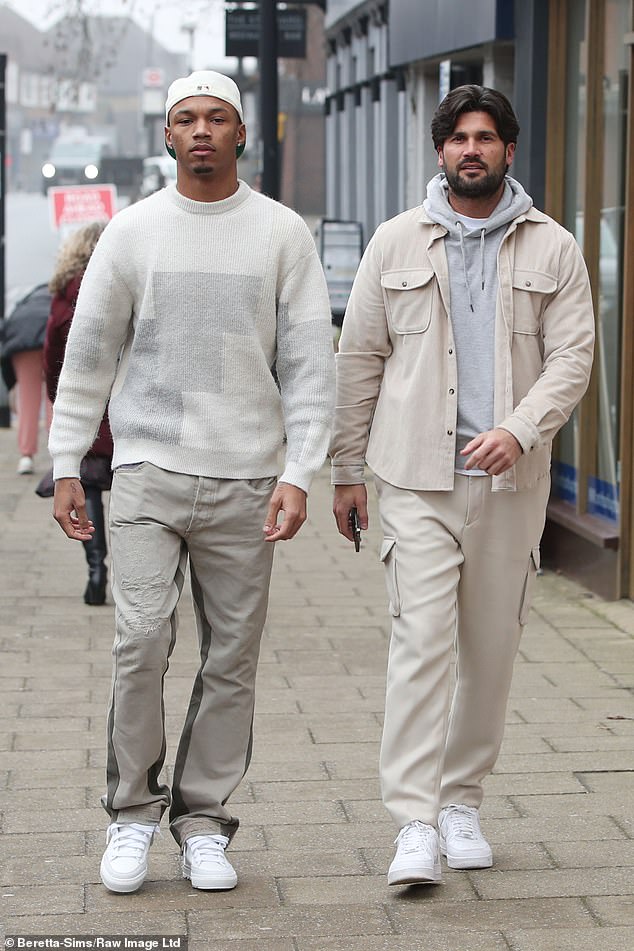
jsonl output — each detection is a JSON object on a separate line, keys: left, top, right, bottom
{"left": 165, "top": 70, "right": 244, "bottom": 123}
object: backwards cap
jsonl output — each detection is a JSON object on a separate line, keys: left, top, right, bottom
{"left": 165, "top": 70, "right": 244, "bottom": 123}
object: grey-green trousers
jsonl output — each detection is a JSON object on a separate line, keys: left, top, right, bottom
{"left": 102, "top": 462, "right": 276, "bottom": 846}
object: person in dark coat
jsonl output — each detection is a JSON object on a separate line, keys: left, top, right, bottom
{"left": 0, "top": 284, "right": 54, "bottom": 474}
{"left": 44, "top": 221, "right": 112, "bottom": 605}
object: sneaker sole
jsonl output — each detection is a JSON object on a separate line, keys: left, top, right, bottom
{"left": 182, "top": 863, "right": 237, "bottom": 890}
{"left": 440, "top": 842, "right": 493, "bottom": 870}
{"left": 388, "top": 863, "right": 442, "bottom": 886}
{"left": 100, "top": 861, "right": 147, "bottom": 894}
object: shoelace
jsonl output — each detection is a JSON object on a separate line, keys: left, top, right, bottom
{"left": 107, "top": 822, "right": 158, "bottom": 858}
{"left": 394, "top": 820, "right": 436, "bottom": 852}
{"left": 186, "top": 834, "right": 230, "bottom": 867}
{"left": 443, "top": 805, "right": 480, "bottom": 840}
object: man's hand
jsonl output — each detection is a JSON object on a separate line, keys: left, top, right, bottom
{"left": 333, "top": 484, "right": 369, "bottom": 541}
{"left": 53, "top": 477, "right": 95, "bottom": 541}
{"left": 263, "top": 482, "right": 307, "bottom": 542}
{"left": 461, "top": 428, "right": 523, "bottom": 476}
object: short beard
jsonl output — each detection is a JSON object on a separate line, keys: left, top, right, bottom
{"left": 445, "top": 164, "right": 507, "bottom": 199}
{"left": 193, "top": 166, "right": 214, "bottom": 176}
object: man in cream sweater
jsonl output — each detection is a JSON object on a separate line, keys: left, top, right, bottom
{"left": 50, "top": 71, "right": 335, "bottom": 894}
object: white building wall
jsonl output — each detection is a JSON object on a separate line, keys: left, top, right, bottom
{"left": 326, "top": 53, "right": 338, "bottom": 217}
{"left": 325, "top": 2, "right": 394, "bottom": 246}
{"left": 482, "top": 43, "right": 514, "bottom": 101}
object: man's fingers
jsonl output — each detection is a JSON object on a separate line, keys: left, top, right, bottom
{"left": 333, "top": 499, "right": 354, "bottom": 538}
{"left": 332, "top": 485, "right": 368, "bottom": 540}
{"left": 460, "top": 435, "right": 483, "bottom": 456}
{"left": 335, "top": 512, "right": 353, "bottom": 540}
{"left": 263, "top": 497, "right": 282, "bottom": 535}
{"left": 263, "top": 483, "right": 307, "bottom": 542}
{"left": 55, "top": 512, "right": 95, "bottom": 541}
{"left": 265, "top": 512, "right": 305, "bottom": 542}
{"left": 465, "top": 436, "right": 521, "bottom": 475}
{"left": 53, "top": 477, "right": 94, "bottom": 540}
{"left": 463, "top": 429, "right": 522, "bottom": 475}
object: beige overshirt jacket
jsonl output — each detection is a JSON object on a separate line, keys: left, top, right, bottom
{"left": 330, "top": 204, "right": 595, "bottom": 492}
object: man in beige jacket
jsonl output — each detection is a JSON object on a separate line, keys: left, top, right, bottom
{"left": 331, "top": 85, "right": 594, "bottom": 887}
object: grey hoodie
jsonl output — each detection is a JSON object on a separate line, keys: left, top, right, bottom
{"left": 423, "top": 173, "right": 533, "bottom": 471}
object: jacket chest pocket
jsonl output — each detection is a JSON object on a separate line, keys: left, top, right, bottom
{"left": 381, "top": 268, "right": 435, "bottom": 334}
{"left": 512, "top": 269, "right": 558, "bottom": 334}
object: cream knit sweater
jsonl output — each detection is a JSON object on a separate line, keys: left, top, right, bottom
{"left": 49, "top": 182, "right": 335, "bottom": 493}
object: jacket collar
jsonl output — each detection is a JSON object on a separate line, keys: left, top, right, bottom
{"left": 417, "top": 203, "right": 550, "bottom": 247}
{"left": 417, "top": 203, "right": 549, "bottom": 227}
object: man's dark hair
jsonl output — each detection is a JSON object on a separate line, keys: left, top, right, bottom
{"left": 431, "top": 85, "right": 520, "bottom": 150}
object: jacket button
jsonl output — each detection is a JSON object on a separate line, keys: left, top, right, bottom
{"left": 402, "top": 281, "right": 408, "bottom": 287}
{"left": 448, "top": 348, "right": 453, "bottom": 354}
{"left": 447, "top": 430, "right": 453, "bottom": 435}
{"left": 449, "top": 388, "right": 454, "bottom": 395}
{"left": 525, "top": 280, "right": 532, "bottom": 287}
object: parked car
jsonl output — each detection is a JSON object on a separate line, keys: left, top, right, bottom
{"left": 42, "top": 131, "right": 112, "bottom": 193}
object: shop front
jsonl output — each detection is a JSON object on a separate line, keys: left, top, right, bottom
{"left": 542, "top": 0, "right": 634, "bottom": 598}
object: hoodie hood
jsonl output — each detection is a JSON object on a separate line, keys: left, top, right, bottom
{"left": 423, "top": 173, "right": 533, "bottom": 236}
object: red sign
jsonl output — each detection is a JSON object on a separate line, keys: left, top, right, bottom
{"left": 49, "top": 185, "right": 117, "bottom": 231}
{"left": 143, "top": 67, "right": 164, "bottom": 88}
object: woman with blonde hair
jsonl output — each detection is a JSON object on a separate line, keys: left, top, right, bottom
{"left": 44, "top": 221, "right": 112, "bottom": 605}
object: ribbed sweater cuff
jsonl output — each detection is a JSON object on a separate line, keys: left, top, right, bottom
{"left": 278, "top": 461, "right": 319, "bottom": 494}
{"left": 52, "top": 455, "right": 83, "bottom": 481}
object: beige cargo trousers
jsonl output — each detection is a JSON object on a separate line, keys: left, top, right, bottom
{"left": 375, "top": 472, "right": 551, "bottom": 830}
{"left": 102, "top": 462, "right": 276, "bottom": 846}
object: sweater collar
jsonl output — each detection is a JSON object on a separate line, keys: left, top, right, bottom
{"left": 166, "top": 179, "right": 252, "bottom": 215}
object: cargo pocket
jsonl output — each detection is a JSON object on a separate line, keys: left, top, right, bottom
{"left": 380, "top": 536, "right": 401, "bottom": 617}
{"left": 519, "top": 547, "right": 540, "bottom": 625}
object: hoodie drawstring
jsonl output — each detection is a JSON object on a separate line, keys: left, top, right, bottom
{"left": 457, "top": 224, "right": 474, "bottom": 313}
{"left": 457, "top": 223, "right": 487, "bottom": 312}
{"left": 480, "top": 229, "right": 486, "bottom": 291}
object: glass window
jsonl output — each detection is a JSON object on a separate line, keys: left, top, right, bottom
{"left": 590, "top": 0, "right": 630, "bottom": 523}
{"left": 552, "top": 0, "right": 587, "bottom": 508}
{"left": 553, "top": 0, "right": 630, "bottom": 524}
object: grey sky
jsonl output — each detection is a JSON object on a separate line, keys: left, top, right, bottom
{"left": 7, "top": 0, "right": 233, "bottom": 69}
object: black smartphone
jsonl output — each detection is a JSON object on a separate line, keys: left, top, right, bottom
{"left": 348, "top": 506, "right": 361, "bottom": 552}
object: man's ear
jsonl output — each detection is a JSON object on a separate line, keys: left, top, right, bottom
{"left": 165, "top": 126, "right": 176, "bottom": 160}
{"left": 437, "top": 148, "right": 444, "bottom": 169}
{"left": 236, "top": 123, "right": 247, "bottom": 159}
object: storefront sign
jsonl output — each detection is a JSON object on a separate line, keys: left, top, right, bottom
{"left": 226, "top": 9, "right": 306, "bottom": 58}
{"left": 48, "top": 185, "right": 117, "bottom": 233}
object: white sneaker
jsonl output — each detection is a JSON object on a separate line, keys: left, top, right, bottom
{"left": 17, "top": 456, "right": 34, "bottom": 475}
{"left": 387, "top": 820, "right": 442, "bottom": 886}
{"left": 438, "top": 804, "right": 493, "bottom": 869}
{"left": 100, "top": 822, "right": 159, "bottom": 893}
{"left": 182, "top": 834, "right": 238, "bottom": 890}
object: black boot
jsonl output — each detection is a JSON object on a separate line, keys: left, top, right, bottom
{"left": 83, "top": 487, "right": 108, "bottom": 605}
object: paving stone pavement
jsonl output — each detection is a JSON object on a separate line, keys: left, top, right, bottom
{"left": 1, "top": 426, "right": 633, "bottom": 950}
